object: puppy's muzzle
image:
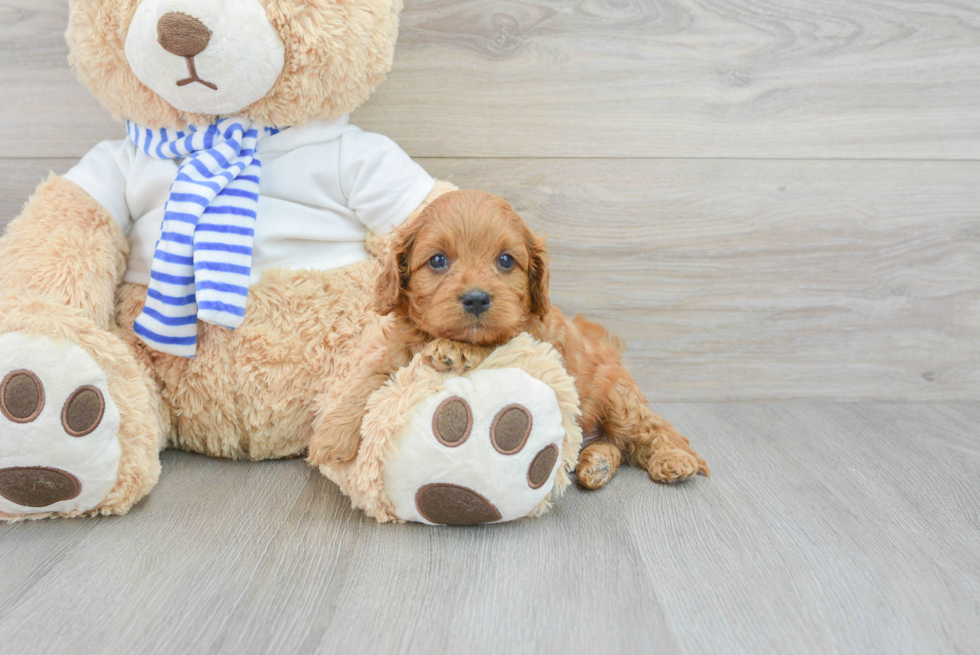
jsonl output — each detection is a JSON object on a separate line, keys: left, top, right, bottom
{"left": 460, "top": 290, "right": 492, "bottom": 317}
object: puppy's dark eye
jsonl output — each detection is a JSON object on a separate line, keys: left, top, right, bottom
{"left": 497, "top": 253, "right": 515, "bottom": 271}
{"left": 429, "top": 253, "right": 448, "bottom": 271}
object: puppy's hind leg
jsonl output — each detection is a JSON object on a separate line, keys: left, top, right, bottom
{"left": 600, "top": 374, "right": 709, "bottom": 484}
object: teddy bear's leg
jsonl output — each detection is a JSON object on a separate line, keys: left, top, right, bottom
{"left": 313, "top": 334, "right": 583, "bottom": 524}
{"left": 370, "top": 367, "right": 573, "bottom": 525}
{"left": 0, "top": 176, "right": 165, "bottom": 519}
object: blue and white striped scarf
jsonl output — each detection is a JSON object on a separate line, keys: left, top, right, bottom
{"left": 126, "top": 118, "right": 280, "bottom": 358}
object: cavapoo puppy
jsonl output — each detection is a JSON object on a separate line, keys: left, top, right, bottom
{"left": 308, "top": 190, "right": 708, "bottom": 489}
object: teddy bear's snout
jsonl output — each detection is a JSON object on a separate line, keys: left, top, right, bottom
{"left": 157, "top": 11, "right": 212, "bottom": 59}
{"left": 155, "top": 12, "right": 218, "bottom": 91}
{"left": 124, "top": 0, "right": 288, "bottom": 113}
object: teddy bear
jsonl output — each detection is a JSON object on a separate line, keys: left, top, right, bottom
{"left": 0, "top": 0, "right": 581, "bottom": 523}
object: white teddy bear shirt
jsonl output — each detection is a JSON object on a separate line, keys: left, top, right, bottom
{"left": 64, "top": 114, "right": 435, "bottom": 286}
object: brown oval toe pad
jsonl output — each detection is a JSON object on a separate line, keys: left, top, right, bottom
{"left": 528, "top": 444, "right": 560, "bottom": 489}
{"left": 62, "top": 386, "right": 105, "bottom": 437}
{"left": 415, "top": 483, "right": 502, "bottom": 525}
{"left": 0, "top": 370, "right": 45, "bottom": 423}
{"left": 0, "top": 467, "right": 81, "bottom": 507}
{"left": 432, "top": 396, "right": 473, "bottom": 447}
{"left": 490, "top": 404, "right": 532, "bottom": 455}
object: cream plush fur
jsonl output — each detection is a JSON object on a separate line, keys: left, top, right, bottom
{"left": 318, "top": 334, "right": 583, "bottom": 523}
{"left": 0, "top": 0, "right": 577, "bottom": 522}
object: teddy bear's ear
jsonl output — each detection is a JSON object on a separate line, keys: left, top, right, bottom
{"left": 375, "top": 220, "right": 422, "bottom": 316}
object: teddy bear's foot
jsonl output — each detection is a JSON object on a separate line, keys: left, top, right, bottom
{"left": 0, "top": 331, "right": 124, "bottom": 517}
{"left": 382, "top": 368, "right": 567, "bottom": 525}
{"left": 0, "top": 300, "right": 164, "bottom": 521}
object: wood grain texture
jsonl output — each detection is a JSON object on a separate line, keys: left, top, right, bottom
{"left": 620, "top": 402, "right": 980, "bottom": 654}
{"left": 419, "top": 158, "right": 980, "bottom": 401}
{"left": 0, "top": 402, "right": 976, "bottom": 654}
{"left": 2, "top": 157, "right": 977, "bottom": 401}
{"left": 2, "top": 0, "right": 979, "bottom": 159}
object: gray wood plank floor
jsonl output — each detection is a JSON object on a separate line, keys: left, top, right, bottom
{"left": 1, "top": 403, "right": 977, "bottom": 654}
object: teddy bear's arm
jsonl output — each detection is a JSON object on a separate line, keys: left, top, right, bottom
{"left": 60, "top": 140, "right": 133, "bottom": 235}
{"left": 0, "top": 174, "right": 128, "bottom": 331}
{"left": 308, "top": 321, "right": 401, "bottom": 465}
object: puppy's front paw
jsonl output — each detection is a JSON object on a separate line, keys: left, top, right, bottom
{"left": 420, "top": 340, "right": 488, "bottom": 374}
{"left": 425, "top": 354, "right": 461, "bottom": 374}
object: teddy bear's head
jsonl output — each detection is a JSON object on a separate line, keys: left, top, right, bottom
{"left": 66, "top": 0, "right": 403, "bottom": 128}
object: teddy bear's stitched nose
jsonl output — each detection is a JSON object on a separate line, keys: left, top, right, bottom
{"left": 157, "top": 12, "right": 212, "bottom": 59}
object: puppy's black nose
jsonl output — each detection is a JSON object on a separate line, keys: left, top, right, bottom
{"left": 460, "top": 290, "right": 492, "bottom": 317}
{"left": 158, "top": 12, "right": 212, "bottom": 58}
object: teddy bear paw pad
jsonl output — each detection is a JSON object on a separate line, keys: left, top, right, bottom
{"left": 383, "top": 368, "right": 566, "bottom": 525}
{"left": 415, "top": 483, "right": 502, "bottom": 525}
{"left": 0, "top": 332, "right": 121, "bottom": 515}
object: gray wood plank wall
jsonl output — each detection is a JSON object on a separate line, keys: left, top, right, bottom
{"left": 1, "top": 0, "right": 978, "bottom": 401}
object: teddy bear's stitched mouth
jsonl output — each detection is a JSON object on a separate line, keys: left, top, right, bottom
{"left": 177, "top": 57, "right": 218, "bottom": 91}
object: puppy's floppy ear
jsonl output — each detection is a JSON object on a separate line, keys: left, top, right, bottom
{"left": 522, "top": 223, "right": 551, "bottom": 318}
{"left": 375, "top": 219, "right": 422, "bottom": 315}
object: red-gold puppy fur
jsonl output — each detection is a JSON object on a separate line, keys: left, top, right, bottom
{"left": 308, "top": 190, "right": 708, "bottom": 489}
